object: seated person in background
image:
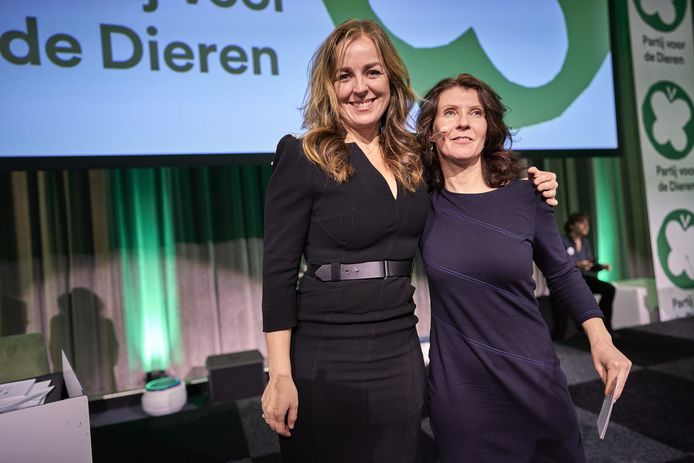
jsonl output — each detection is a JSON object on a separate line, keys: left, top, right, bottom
{"left": 563, "top": 212, "right": 616, "bottom": 334}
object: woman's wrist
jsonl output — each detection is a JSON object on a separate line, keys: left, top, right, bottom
{"left": 582, "top": 317, "right": 612, "bottom": 346}
{"left": 268, "top": 367, "right": 292, "bottom": 379}
{"left": 265, "top": 329, "right": 293, "bottom": 378}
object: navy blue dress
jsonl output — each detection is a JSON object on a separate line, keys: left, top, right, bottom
{"left": 262, "top": 135, "right": 430, "bottom": 462}
{"left": 420, "top": 180, "right": 603, "bottom": 462}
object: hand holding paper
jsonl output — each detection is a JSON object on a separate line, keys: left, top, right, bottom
{"left": 582, "top": 318, "right": 632, "bottom": 401}
{"left": 597, "top": 375, "right": 620, "bottom": 439}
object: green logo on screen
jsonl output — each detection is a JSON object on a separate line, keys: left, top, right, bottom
{"left": 643, "top": 81, "right": 693, "bottom": 160}
{"left": 635, "top": 0, "right": 689, "bottom": 32}
{"left": 657, "top": 209, "right": 694, "bottom": 289}
{"left": 321, "top": 0, "right": 608, "bottom": 129}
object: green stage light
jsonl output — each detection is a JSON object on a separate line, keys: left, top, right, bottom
{"left": 593, "top": 158, "right": 624, "bottom": 283}
{"left": 111, "top": 168, "right": 182, "bottom": 374}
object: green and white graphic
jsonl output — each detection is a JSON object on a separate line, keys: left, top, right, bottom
{"left": 657, "top": 209, "right": 694, "bottom": 289}
{"left": 643, "top": 81, "right": 694, "bottom": 159}
{"left": 0, "top": 0, "right": 620, "bottom": 155}
{"left": 323, "top": 0, "right": 609, "bottom": 129}
{"left": 635, "top": 0, "right": 689, "bottom": 32}
{"left": 629, "top": 0, "right": 694, "bottom": 321}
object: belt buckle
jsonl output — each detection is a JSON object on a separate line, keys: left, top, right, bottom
{"left": 382, "top": 261, "right": 389, "bottom": 279}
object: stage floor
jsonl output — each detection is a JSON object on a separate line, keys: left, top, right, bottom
{"left": 90, "top": 316, "right": 694, "bottom": 462}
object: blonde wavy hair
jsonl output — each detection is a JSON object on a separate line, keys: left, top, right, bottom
{"left": 301, "top": 19, "right": 423, "bottom": 192}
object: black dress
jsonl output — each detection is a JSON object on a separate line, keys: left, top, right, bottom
{"left": 262, "top": 135, "right": 430, "bottom": 462}
{"left": 420, "top": 181, "right": 603, "bottom": 462}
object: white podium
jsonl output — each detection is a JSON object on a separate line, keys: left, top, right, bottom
{"left": 611, "top": 278, "right": 657, "bottom": 330}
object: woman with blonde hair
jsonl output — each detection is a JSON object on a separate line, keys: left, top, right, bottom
{"left": 260, "top": 21, "right": 558, "bottom": 462}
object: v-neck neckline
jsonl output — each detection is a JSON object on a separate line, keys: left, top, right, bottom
{"left": 349, "top": 143, "right": 399, "bottom": 200}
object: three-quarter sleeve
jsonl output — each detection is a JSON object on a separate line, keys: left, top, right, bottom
{"left": 532, "top": 197, "right": 604, "bottom": 326}
{"left": 262, "top": 135, "right": 314, "bottom": 332}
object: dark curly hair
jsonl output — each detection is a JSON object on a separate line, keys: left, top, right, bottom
{"left": 415, "top": 73, "right": 521, "bottom": 191}
{"left": 564, "top": 212, "right": 590, "bottom": 234}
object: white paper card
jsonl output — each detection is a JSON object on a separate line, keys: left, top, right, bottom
{"left": 597, "top": 377, "right": 620, "bottom": 440}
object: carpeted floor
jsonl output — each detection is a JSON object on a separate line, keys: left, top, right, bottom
{"left": 558, "top": 316, "right": 694, "bottom": 462}
{"left": 90, "top": 316, "right": 694, "bottom": 462}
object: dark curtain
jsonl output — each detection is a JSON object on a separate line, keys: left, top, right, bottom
{"left": 0, "top": 165, "right": 276, "bottom": 395}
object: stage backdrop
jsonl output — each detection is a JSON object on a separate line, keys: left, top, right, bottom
{"left": 0, "top": 0, "right": 648, "bottom": 396}
{"left": 628, "top": 0, "right": 694, "bottom": 320}
{"left": 1, "top": 0, "right": 617, "bottom": 162}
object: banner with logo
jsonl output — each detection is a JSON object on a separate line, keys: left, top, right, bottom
{"left": 628, "top": 0, "right": 694, "bottom": 320}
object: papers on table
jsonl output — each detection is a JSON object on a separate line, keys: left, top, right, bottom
{"left": 0, "top": 379, "right": 34, "bottom": 400}
{"left": 0, "top": 378, "right": 55, "bottom": 414}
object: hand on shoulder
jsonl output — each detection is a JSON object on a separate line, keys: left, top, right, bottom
{"left": 527, "top": 166, "right": 559, "bottom": 207}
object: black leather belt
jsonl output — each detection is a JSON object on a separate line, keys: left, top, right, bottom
{"left": 306, "top": 259, "right": 414, "bottom": 282}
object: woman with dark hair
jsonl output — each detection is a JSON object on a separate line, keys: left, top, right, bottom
{"left": 563, "top": 212, "right": 616, "bottom": 333}
{"left": 416, "top": 74, "right": 631, "bottom": 462}
{"left": 261, "top": 21, "right": 559, "bottom": 461}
